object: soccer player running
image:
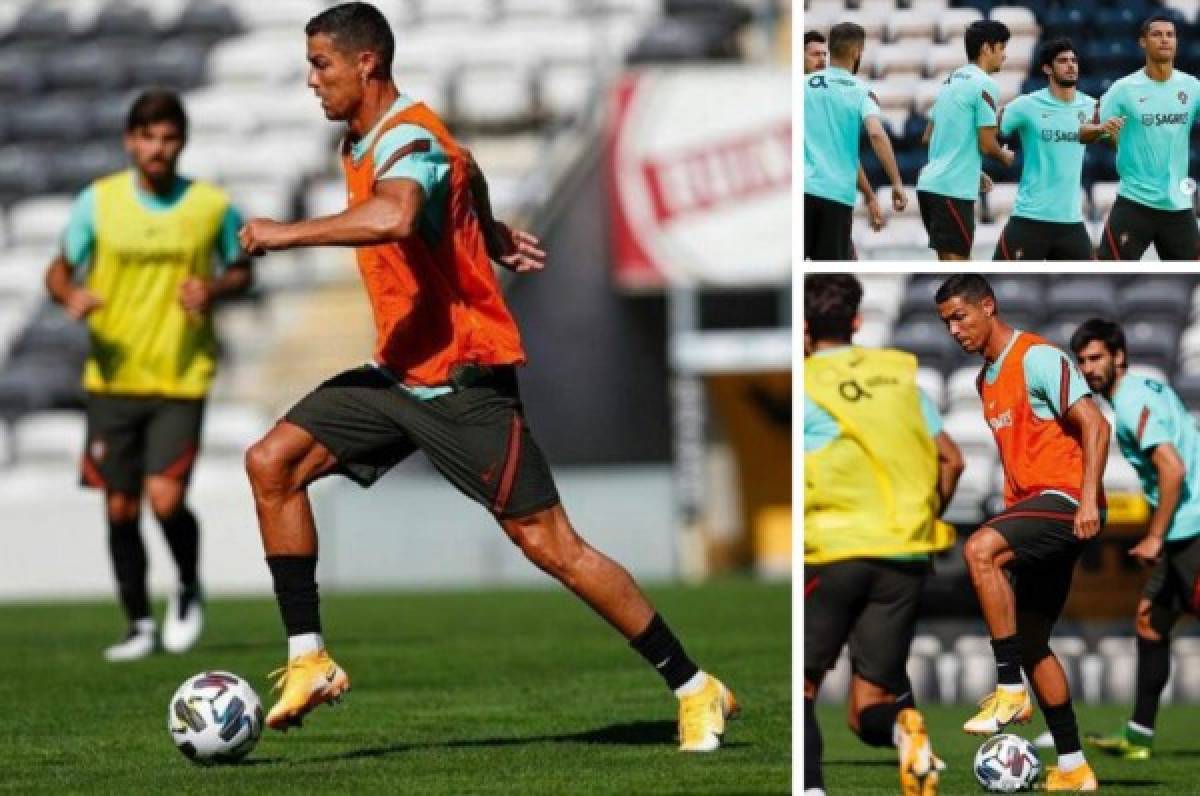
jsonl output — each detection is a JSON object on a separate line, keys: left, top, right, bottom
{"left": 994, "top": 38, "right": 1124, "bottom": 260}
{"left": 804, "top": 30, "right": 886, "bottom": 235}
{"left": 1096, "top": 13, "right": 1200, "bottom": 260}
{"left": 917, "top": 21, "right": 1015, "bottom": 260}
{"left": 236, "top": 3, "right": 737, "bottom": 751}
{"left": 804, "top": 274, "right": 964, "bottom": 796}
{"left": 935, "top": 274, "right": 1108, "bottom": 791}
{"left": 803, "top": 22, "right": 907, "bottom": 260}
{"left": 44, "top": 91, "right": 252, "bottom": 661}
{"left": 1071, "top": 318, "right": 1200, "bottom": 760}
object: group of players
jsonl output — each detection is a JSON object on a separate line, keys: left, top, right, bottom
{"left": 804, "top": 13, "right": 1200, "bottom": 261}
{"left": 805, "top": 273, "right": 1200, "bottom": 792}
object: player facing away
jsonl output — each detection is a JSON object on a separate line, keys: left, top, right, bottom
{"left": 1072, "top": 319, "right": 1200, "bottom": 760}
{"left": 935, "top": 274, "right": 1108, "bottom": 792}
{"left": 804, "top": 274, "right": 964, "bottom": 796}
{"left": 235, "top": 3, "right": 737, "bottom": 750}
{"left": 805, "top": 30, "right": 887, "bottom": 236}
{"left": 44, "top": 91, "right": 252, "bottom": 661}
{"left": 803, "top": 22, "right": 908, "bottom": 260}
{"left": 1096, "top": 14, "right": 1200, "bottom": 260}
{"left": 916, "top": 20, "right": 1014, "bottom": 260}
{"left": 994, "top": 38, "right": 1124, "bottom": 260}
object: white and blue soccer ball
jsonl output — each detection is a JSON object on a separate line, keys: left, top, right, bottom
{"left": 168, "top": 671, "right": 263, "bottom": 764}
{"left": 974, "top": 733, "right": 1042, "bottom": 792}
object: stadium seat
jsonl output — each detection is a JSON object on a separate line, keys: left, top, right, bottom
{"left": 873, "top": 42, "right": 927, "bottom": 78}
{"left": 1104, "top": 449, "right": 1142, "bottom": 493}
{"left": 1047, "top": 279, "right": 1119, "bottom": 319}
{"left": 913, "top": 79, "right": 944, "bottom": 115}
{"left": 0, "top": 48, "right": 46, "bottom": 96}
{"left": 988, "top": 5, "right": 1038, "bottom": 37}
{"left": 1040, "top": 6, "right": 1090, "bottom": 39}
{"left": 415, "top": 0, "right": 497, "bottom": 24}
{"left": 208, "top": 32, "right": 307, "bottom": 86}
{"left": 987, "top": 275, "right": 1045, "bottom": 323}
{"left": 0, "top": 246, "right": 47, "bottom": 300}
{"left": 1125, "top": 320, "right": 1180, "bottom": 375}
{"left": 970, "top": 221, "right": 1002, "bottom": 259}
{"left": 9, "top": 409, "right": 84, "bottom": 463}
{"left": 502, "top": 0, "right": 575, "bottom": 17}
{"left": 860, "top": 273, "right": 907, "bottom": 318}
{"left": 916, "top": 366, "right": 946, "bottom": 410}
{"left": 1120, "top": 278, "right": 1193, "bottom": 325}
{"left": 891, "top": 318, "right": 963, "bottom": 373}
{"left": 7, "top": 96, "right": 89, "bottom": 144}
{"left": 856, "top": 314, "right": 890, "bottom": 348}
{"left": 6, "top": 196, "right": 72, "bottom": 249}
{"left": 50, "top": 143, "right": 127, "bottom": 195}
{"left": 91, "top": 1, "right": 158, "bottom": 41}
{"left": 886, "top": 8, "right": 941, "bottom": 42}
{"left": 983, "top": 182, "right": 1019, "bottom": 222}
{"left": 1098, "top": 636, "right": 1137, "bottom": 703}
{"left": 946, "top": 365, "right": 982, "bottom": 411}
{"left": 925, "top": 43, "right": 964, "bottom": 77}
{"left": 130, "top": 41, "right": 209, "bottom": 90}
{"left": 171, "top": 0, "right": 242, "bottom": 40}
{"left": 0, "top": 145, "right": 53, "bottom": 201}
{"left": 225, "top": 180, "right": 293, "bottom": 221}
{"left": 9, "top": 6, "right": 72, "bottom": 44}
{"left": 454, "top": 64, "right": 536, "bottom": 129}
{"left": 944, "top": 408, "right": 993, "bottom": 456}
{"left": 226, "top": 0, "right": 325, "bottom": 31}
{"left": 991, "top": 70, "right": 1024, "bottom": 104}
{"left": 1172, "top": 371, "right": 1200, "bottom": 411}
{"left": 201, "top": 402, "right": 272, "bottom": 455}
{"left": 936, "top": 8, "right": 982, "bottom": 42}
{"left": 898, "top": 275, "right": 946, "bottom": 321}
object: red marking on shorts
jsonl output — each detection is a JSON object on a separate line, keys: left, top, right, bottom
{"left": 1137, "top": 406, "right": 1151, "bottom": 443}
{"left": 492, "top": 414, "right": 523, "bottom": 514}
{"left": 1104, "top": 223, "right": 1121, "bottom": 259}
{"left": 990, "top": 510, "right": 1077, "bottom": 524}
{"left": 1191, "top": 574, "right": 1200, "bottom": 615}
{"left": 1059, "top": 358, "right": 1070, "bottom": 418}
{"left": 81, "top": 455, "right": 106, "bottom": 488}
{"left": 999, "top": 230, "right": 1011, "bottom": 260}
{"left": 159, "top": 444, "right": 198, "bottom": 482}
{"left": 946, "top": 198, "right": 972, "bottom": 249}
{"left": 805, "top": 576, "right": 821, "bottom": 598}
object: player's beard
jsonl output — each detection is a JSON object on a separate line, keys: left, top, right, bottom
{"left": 1054, "top": 77, "right": 1078, "bottom": 88}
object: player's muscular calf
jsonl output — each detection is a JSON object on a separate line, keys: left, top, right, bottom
{"left": 964, "top": 527, "right": 1018, "bottom": 637}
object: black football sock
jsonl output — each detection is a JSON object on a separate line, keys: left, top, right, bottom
{"left": 629, "top": 613, "right": 700, "bottom": 692}
{"left": 1043, "top": 701, "right": 1082, "bottom": 757}
{"left": 157, "top": 505, "right": 200, "bottom": 589}
{"left": 991, "top": 634, "right": 1024, "bottom": 687}
{"left": 805, "top": 696, "right": 824, "bottom": 790}
{"left": 858, "top": 702, "right": 902, "bottom": 748}
{"left": 266, "top": 554, "right": 322, "bottom": 636}
{"left": 109, "top": 515, "right": 150, "bottom": 622}
{"left": 1132, "top": 635, "right": 1171, "bottom": 731}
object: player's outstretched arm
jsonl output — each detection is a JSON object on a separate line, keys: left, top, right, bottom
{"left": 1065, "top": 396, "right": 1110, "bottom": 539}
{"left": 238, "top": 178, "right": 426, "bottom": 254}
{"left": 976, "top": 126, "right": 1014, "bottom": 168}
{"left": 1130, "top": 443, "right": 1186, "bottom": 565}
{"left": 933, "top": 430, "right": 965, "bottom": 514}
{"left": 863, "top": 115, "right": 908, "bottom": 213}
{"left": 464, "top": 150, "right": 545, "bottom": 272}
{"left": 44, "top": 254, "right": 101, "bottom": 320}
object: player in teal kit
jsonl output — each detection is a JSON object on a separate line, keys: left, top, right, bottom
{"left": 994, "top": 38, "right": 1125, "bottom": 260}
{"left": 804, "top": 22, "right": 908, "bottom": 260}
{"left": 1072, "top": 318, "right": 1200, "bottom": 759}
{"left": 917, "top": 20, "right": 1014, "bottom": 260}
{"left": 1096, "top": 14, "right": 1200, "bottom": 260}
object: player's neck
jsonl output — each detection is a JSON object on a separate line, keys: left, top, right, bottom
{"left": 1048, "top": 82, "right": 1075, "bottom": 103}
{"left": 135, "top": 170, "right": 177, "bottom": 197}
{"left": 1144, "top": 61, "right": 1174, "bottom": 82}
{"left": 812, "top": 339, "right": 851, "bottom": 353}
{"left": 829, "top": 56, "right": 853, "bottom": 72}
{"left": 348, "top": 81, "right": 401, "bottom": 139}
{"left": 1107, "top": 367, "right": 1128, "bottom": 400}
{"left": 982, "top": 322, "right": 1014, "bottom": 363}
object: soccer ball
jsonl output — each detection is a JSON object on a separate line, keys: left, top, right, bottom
{"left": 167, "top": 671, "right": 263, "bottom": 764}
{"left": 974, "top": 733, "right": 1042, "bottom": 792}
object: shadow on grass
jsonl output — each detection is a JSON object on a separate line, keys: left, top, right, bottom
{"left": 1096, "top": 780, "right": 1162, "bottom": 788}
{"left": 260, "top": 721, "right": 750, "bottom": 764}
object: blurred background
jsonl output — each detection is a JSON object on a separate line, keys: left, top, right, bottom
{"left": 832, "top": 273, "right": 1200, "bottom": 708}
{"left": 804, "top": 0, "right": 1200, "bottom": 260}
{"left": 0, "top": 0, "right": 791, "bottom": 601}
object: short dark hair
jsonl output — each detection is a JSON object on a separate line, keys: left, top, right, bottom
{"left": 1038, "top": 36, "right": 1075, "bottom": 71}
{"left": 964, "top": 19, "right": 1011, "bottom": 61}
{"left": 1070, "top": 317, "right": 1126, "bottom": 358}
{"left": 828, "top": 22, "right": 865, "bottom": 60}
{"left": 804, "top": 30, "right": 826, "bottom": 47}
{"left": 1140, "top": 12, "right": 1176, "bottom": 38}
{"left": 934, "top": 274, "right": 995, "bottom": 306}
{"left": 805, "top": 274, "right": 862, "bottom": 344}
{"left": 305, "top": 2, "right": 394, "bottom": 79}
{"left": 126, "top": 90, "right": 187, "bottom": 136}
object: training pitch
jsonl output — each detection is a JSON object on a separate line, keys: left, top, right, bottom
{"left": 0, "top": 578, "right": 789, "bottom": 794}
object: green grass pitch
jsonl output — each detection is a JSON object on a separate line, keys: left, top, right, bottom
{"left": 817, "top": 702, "right": 1200, "bottom": 794}
{"left": 0, "top": 578, "right": 789, "bottom": 795}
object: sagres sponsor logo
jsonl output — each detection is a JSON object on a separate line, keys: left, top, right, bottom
{"left": 988, "top": 408, "right": 1014, "bottom": 431}
{"left": 1141, "top": 112, "right": 1190, "bottom": 126}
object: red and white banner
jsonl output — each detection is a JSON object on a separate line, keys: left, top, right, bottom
{"left": 607, "top": 66, "right": 792, "bottom": 290}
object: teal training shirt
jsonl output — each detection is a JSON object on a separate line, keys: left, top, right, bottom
{"left": 917, "top": 64, "right": 1001, "bottom": 201}
{"left": 1000, "top": 89, "right": 1094, "bottom": 223}
{"left": 1111, "top": 373, "right": 1200, "bottom": 541}
{"left": 1099, "top": 68, "right": 1200, "bottom": 211}
{"left": 804, "top": 66, "right": 881, "bottom": 207}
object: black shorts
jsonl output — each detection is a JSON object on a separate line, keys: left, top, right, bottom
{"left": 918, "top": 190, "right": 975, "bottom": 257}
{"left": 1098, "top": 195, "right": 1200, "bottom": 261}
{"left": 987, "top": 493, "right": 1090, "bottom": 626}
{"left": 994, "top": 217, "right": 1094, "bottom": 261}
{"left": 803, "top": 558, "right": 929, "bottom": 693}
{"left": 83, "top": 394, "right": 205, "bottom": 494}
{"left": 1143, "top": 533, "right": 1200, "bottom": 616}
{"left": 803, "top": 193, "right": 855, "bottom": 261}
{"left": 285, "top": 365, "right": 560, "bottom": 519}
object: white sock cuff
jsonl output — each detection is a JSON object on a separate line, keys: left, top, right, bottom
{"left": 674, "top": 670, "right": 708, "bottom": 698}
{"left": 288, "top": 632, "right": 324, "bottom": 659}
{"left": 1127, "top": 720, "right": 1155, "bottom": 736}
{"left": 133, "top": 617, "right": 156, "bottom": 635}
{"left": 1057, "top": 750, "right": 1085, "bottom": 772}
{"left": 997, "top": 683, "right": 1026, "bottom": 694}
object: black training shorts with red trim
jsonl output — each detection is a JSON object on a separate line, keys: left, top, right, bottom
{"left": 1098, "top": 195, "right": 1200, "bottom": 261}
{"left": 804, "top": 193, "right": 856, "bottom": 260}
{"left": 82, "top": 394, "right": 205, "bottom": 493}
{"left": 284, "top": 364, "right": 561, "bottom": 519}
{"left": 993, "top": 217, "right": 1094, "bottom": 261}
{"left": 918, "top": 189, "right": 975, "bottom": 258}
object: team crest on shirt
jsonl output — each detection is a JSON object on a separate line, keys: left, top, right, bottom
{"left": 1180, "top": 91, "right": 1189, "bottom": 104}
{"left": 1015, "top": 248, "right": 1024, "bottom": 259}
{"left": 90, "top": 439, "right": 107, "bottom": 462}
{"left": 1078, "top": 111, "right": 1087, "bottom": 123}
{"left": 1120, "top": 232, "right": 1131, "bottom": 245}
{"left": 988, "top": 409, "right": 1014, "bottom": 432}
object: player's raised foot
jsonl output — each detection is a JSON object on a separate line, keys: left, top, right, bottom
{"left": 1085, "top": 726, "right": 1152, "bottom": 760}
{"left": 678, "top": 673, "right": 740, "bottom": 752}
{"left": 963, "top": 687, "right": 1033, "bottom": 735}
{"left": 266, "top": 649, "right": 350, "bottom": 731}
{"left": 162, "top": 584, "right": 204, "bottom": 654}
{"left": 896, "top": 707, "right": 939, "bottom": 795}
{"left": 104, "top": 618, "right": 156, "bottom": 662}
{"left": 1043, "top": 762, "right": 1099, "bottom": 791}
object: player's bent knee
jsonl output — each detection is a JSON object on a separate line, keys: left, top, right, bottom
{"left": 244, "top": 438, "right": 299, "bottom": 495}
{"left": 106, "top": 492, "right": 140, "bottom": 524}
{"left": 502, "top": 513, "right": 583, "bottom": 582}
{"left": 963, "top": 528, "right": 1002, "bottom": 570}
